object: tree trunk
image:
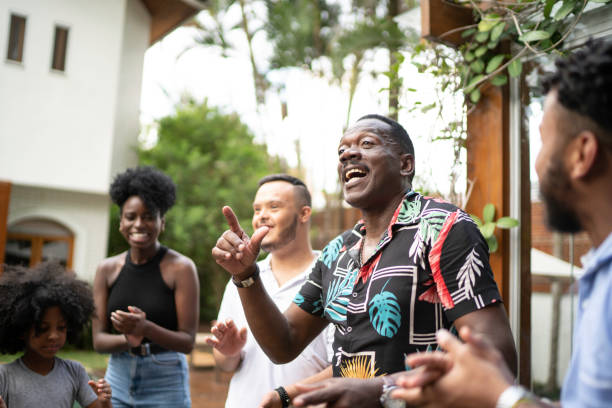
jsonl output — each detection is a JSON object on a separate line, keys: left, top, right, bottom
{"left": 387, "top": 0, "right": 400, "bottom": 119}
{"left": 238, "top": 0, "right": 268, "bottom": 106}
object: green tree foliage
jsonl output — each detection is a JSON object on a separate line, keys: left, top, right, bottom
{"left": 185, "top": 0, "right": 270, "bottom": 106}
{"left": 188, "top": 0, "right": 418, "bottom": 122}
{"left": 265, "top": 0, "right": 341, "bottom": 70}
{"left": 108, "top": 101, "right": 285, "bottom": 321}
{"left": 264, "top": 0, "right": 417, "bottom": 121}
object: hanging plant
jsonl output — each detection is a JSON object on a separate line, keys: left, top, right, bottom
{"left": 454, "top": 0, "right": 609, "bottom": 103}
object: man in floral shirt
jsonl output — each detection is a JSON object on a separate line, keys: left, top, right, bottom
{"left": 295, "top": 188, "right": 503, "bottom": 378}
{"left": 212, "top": 114, "right": 516, "bottom": 407}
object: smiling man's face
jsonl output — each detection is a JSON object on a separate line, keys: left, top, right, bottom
{"left": 337, "top": 118, "right": 410, "bottom": 211}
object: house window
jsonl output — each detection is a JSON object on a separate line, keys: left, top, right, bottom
{"left": 6, "top": 14, "right": 26, "bottom": 62}
{"left": 4, "top": 219, "right": 74, "bottom": 269}
{"left": 51, "top": 25, "right": 69, "bottom": 71}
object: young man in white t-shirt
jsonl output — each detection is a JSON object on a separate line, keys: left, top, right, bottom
{"left": 207, "top": 174, "right": 333, "bottom": 408}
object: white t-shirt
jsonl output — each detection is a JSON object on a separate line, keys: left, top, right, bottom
{"left": 218, "top": 254, "right": 333, "bottom": 408}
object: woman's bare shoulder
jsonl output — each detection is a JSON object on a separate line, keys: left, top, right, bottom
{"left": 96, "top": 251, "right": 127, "bottom": 275}
{"left": 162, "top": 248, "right": 197, "bottom": 275}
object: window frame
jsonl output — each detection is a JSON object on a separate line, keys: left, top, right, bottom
{"left": 5, "top": 232, "right": 74, "bottom": 269}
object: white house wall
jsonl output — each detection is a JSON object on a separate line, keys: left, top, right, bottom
{"left": 8, "top": 184, "right": 110, "bottom": 282}
{"left": 110, "top": 0, "right": 150, "bottom": 181}
{"left": 0, "top": 0, "right": 149, "bottom": 194}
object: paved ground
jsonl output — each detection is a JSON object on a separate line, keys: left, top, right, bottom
{"left": 189, "top": 335, "right": 232, "bottom": 408}
{"left": 189, "top": 366, "right": 232, "bottom": 408}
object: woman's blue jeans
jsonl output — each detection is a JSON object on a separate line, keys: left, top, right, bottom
{"left": 105, "top": 351, "right": 191, "bottom": 407}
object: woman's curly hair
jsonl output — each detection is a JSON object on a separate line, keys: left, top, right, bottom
{"left": 0, "top": 262, "right": 95, "bottom": 354}
{"left": 110, "top": 166, "right": 176, "bottom": 216}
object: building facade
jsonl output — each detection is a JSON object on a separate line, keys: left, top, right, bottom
{"left": 0, "top": 0, "right": 201, "bottom": 280}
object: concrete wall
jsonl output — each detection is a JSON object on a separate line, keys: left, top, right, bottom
{"left": 7, "top": 184, "right": 110, "bottom": 282}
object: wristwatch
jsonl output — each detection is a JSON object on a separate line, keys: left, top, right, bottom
{"left": 379, "top": 376, "right": 406, "bottom": 408}
{"left": 232, "top": 265, "right": 260, "bottom": 288}
{"left": 496, "top": 385, "right": 538, "bottom": 408}
{"left": 275, "top": 386, "right": 291, "bottom": 408}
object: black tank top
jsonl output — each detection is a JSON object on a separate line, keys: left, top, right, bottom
{"left": 107, "top": 246, "right": 178, "bottom": 337}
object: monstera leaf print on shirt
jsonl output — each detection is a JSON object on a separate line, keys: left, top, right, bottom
{"left": 320, "top": 235, "right": 344, "bottom": 268}
{"left": 368, "top": 280, "right": 401, "bottom": 338}
{"left": 324, "top": 268, "right": 358, "bottom": 322}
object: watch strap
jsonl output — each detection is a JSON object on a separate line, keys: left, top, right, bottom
{"left": 275, "top": 386, "right": 291, "bottom": 408}
{"left": 231, "top": 264, "right": 260, "bottom": 288}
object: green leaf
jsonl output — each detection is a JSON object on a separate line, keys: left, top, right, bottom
{"left": 474, "top": 46, "right": 488, "bottom": 57}
{"left": 461, "top": 28, "right": 477, "bottom": 38}
{"left": 481, "top": 221, "right": 496, "bottom": 238}
{"left": 554, "top": 0, "right": 576, "bottom": 20}
{"left": 470, "top": 59, "right": 485, "bottom": 74}
{"left": 519, "top": 30, "right": 551, "bottom": 42}
{"left": 421, "top": 102, "right": 437, "bottom": 113}
{"left": 464, "top": 51, "right": 475, "bottom": 62}
{"left": 490, "top": 74, "right": 508, "bottom": 86}
{"left": 486, "top": 54, "right": 505, "bottom": 74}
{"left": 470, "top": 88, "right": 481, "bottom": 103}
{"left": 486, "top": 234, "right": 498, "bottom": 253}
{"left": 488, "top": 40, "right": 499, "bottom": 50}
{"left": 490, "top": 22, "right": 506, "bottom": 42}
{"left": 470, "top": 214, "right": 483, "bottom": 228}
{"left": 475, "top": 31, "right": 489, "bottom": 43}
{"left": 508, "top": 59, "right": 523, "bottom": 77}
{"left": 540, "top": 39, "right": 553, "bottom": 49}
{"left": 483, "top": 203, "right": 496, "bottom": 223}
{"left": 478, "top": 14, "right": 501, "bottom": 32}
{"left": 466, "top": 74, "right": 485, "bottom": 91}
{"left": 543, "top": 0, "right": 558, "bottom": 17}
{"left": 496, "top": 217, "right": 520, "bottom": 229}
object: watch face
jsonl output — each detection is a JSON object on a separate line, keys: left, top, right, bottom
{"left": 380, "top": 387, "right": 406, "bottom": 408}
{"left": 387, "top": 399, "right": 406, "bottom": 408}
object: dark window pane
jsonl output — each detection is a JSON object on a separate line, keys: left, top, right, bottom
{"left": 7, "top": 14, "right": 26, "bottom": 62}
{"left": 42, "top": 240, "right": 68, "bottom": 267}
{"left": 51, "top": 26, "right": 69, "bottom": 71}
{"left": 4, "top": 238, "right": 31, "bottom": 266}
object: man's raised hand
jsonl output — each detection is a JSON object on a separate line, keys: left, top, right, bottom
{"left": 205, "top": 318, "right": 247, "bottom": 357}
{"left": 212, "top": 206, "right": 269, "bottom": 277}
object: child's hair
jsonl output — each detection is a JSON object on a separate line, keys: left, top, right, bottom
{"left": 0, "top": 262, "right": 95, "bottom": 354}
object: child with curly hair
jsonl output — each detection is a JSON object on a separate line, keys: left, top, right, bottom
{"left": 0, "top": 262, "right": 112, "bottom": 408}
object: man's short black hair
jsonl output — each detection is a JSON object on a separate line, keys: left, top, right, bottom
{"left": 110, "top": 166, "right": 177, "bottom": 216}
{"left": 0, "top": 262, "right": 95, "bottom": 354}
{"left": 258, "top": 174, "right": 312, "bottom": 207}
{"left": 542, "top": 39, "right": 612, "bottom": 149}
{"left": 357, "top": 114, "right": 415, "bottom": 157}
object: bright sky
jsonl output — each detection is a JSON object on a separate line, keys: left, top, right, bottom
{"left": 139, "top": 8, "right": 465, "bottom": 208}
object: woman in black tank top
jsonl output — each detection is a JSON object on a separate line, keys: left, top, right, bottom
{"left": 91, "top": 167, "right": 199, "bottom": 408}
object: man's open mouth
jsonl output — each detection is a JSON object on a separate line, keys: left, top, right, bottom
{"left": 344, "top": 167, "right": 368, "bottom": 184}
